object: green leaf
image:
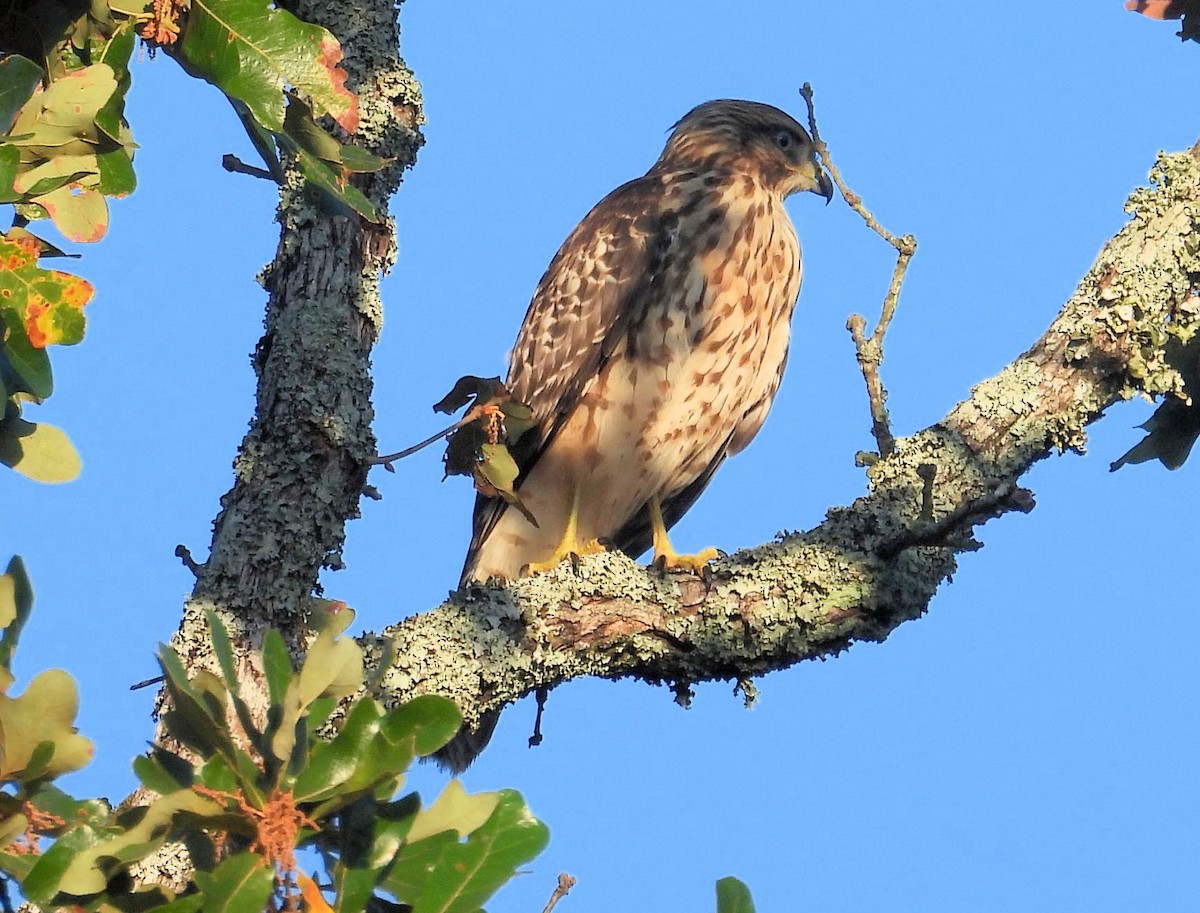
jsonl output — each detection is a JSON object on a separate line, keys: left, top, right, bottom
{"left": 334, "top": 794, "right": 421, "bottom": 913}
{"left": 205, "top": 610, "right": 239, "bottom": 693}
{"left": 385, "top": 790, "right": 549, "bottom": 913}
{"left": 157, "top": 645, "right": 241, "bottom": 766}
{"left": 0, "top": 56, "right": 43, "bottom": 133}
{"left": 378, "top": 694, "right": 463, "bottom": 761}
{"left": 0, "top": 144, "right": 19, "bottom": 202}
{"left": 288, "top": 139, "right": 379, "bottom": 222}
{"left": 19, "top": 818, "right": 110, "bottom": 903}
{"left": 282, "top": 93, "right": 342, "bottom": 163}
{"left": 57, "top": 790, "right": 224, "bottom": 895}
{"left": 144, "top": 895, "right": 205, "bottom": 913}
{"left": 176, "top": 0, "right": 358, "bottom": 134}
{"left": 260, "top": 628, "right": 293, "bottom": 707}
{"left": 194, "top": 852, "right": 275, "bottom": 913}
{"left": 96, "top": 144, "right": 136, "bottom": 195}
{"left": 132, "top": 746, "right": 196, "bottom": 794}
{"left": 715, "top": 877, "right": 756, "bottom": 913}
{"left": 0, "top": 415, "right": 82, "bottom": 482}
{"left": 292, "top": 695, "right": 383, "bottom": 803}
{"left": 0, "top": 555, "right": 33, "bottom": 672}
{"left": 272, "top": 622, "right": 363, "bottom": 763}
{"left": 1, "top": 312, "right": 53, "bottom": 398}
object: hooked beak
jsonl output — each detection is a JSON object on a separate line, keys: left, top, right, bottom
{"left": 812, "top": 167, "right": 834, "bottom": 205}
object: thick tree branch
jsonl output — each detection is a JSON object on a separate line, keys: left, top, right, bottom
{"left": 130, "top": 0, "right": 422, "bottom": 890}
{"left": 364, "top": 148, "right": 1200, "bottom": 765}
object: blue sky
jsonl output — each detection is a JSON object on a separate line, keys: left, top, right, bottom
{"left": 5, "top": 3, "right": 1200, "bottom": 911}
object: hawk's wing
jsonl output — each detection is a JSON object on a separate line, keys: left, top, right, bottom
{"left": 460, "top": 174, "right": 678, "bottom": 584}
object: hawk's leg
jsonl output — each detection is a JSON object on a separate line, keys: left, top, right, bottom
{"left": 521, "top": 484, "right": 607, "bottom": 576}
{"left": 648, "top": 495, "right": 719, "bottom": 574}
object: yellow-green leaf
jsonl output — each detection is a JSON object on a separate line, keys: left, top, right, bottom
{"left": 0, "top": 668, "right": 93, "bottom": 780}
{"left": 405, "top": 780, "right": 501, "bottom": 844}
{"left": 0, "top": 415, "right": 81, "bottom": 482}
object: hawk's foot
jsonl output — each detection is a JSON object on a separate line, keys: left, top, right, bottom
{"left": 521, "top": 538, "right": 608, "bottom": 576}
{"left": 652, "top": 545, "right": 720, "bottom": 576}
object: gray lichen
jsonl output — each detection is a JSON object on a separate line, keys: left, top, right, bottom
{"left": 364, "top": 144, "right": 1200, "bottom": 768}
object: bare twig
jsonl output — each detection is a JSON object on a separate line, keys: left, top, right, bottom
{"left": 371, "top": 415, "right": 469, "bottom": 469}
{"left": 175, "top": 544, "right": 204, "bottom": 577}
{"left": 542, "top": 874, "right": 577, "bottom": 913}
{"left": 221, "top": 154, "right": 275, "bottom": 181}
{"left": 529, "top": 684, "right": 549, "bottom": 748}
{"left": 130, "top": 675, "right": 165, "bottom": 691}
{"left": 916, "top": 463, "right": 937, "bottom": 521}
{"left": 800, "top": 82, "right": 918, "bottom": 458}
{"left": 876, "top": 482, "right": 1035, "bottom": 559}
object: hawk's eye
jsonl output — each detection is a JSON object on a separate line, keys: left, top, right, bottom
{"left": 774, "top": 129, "right": 795, "bottom": 151}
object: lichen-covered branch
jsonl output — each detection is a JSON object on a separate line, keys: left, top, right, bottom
{"left": 365, "top": 147, "right": 1200, "bottom": 767}
{"left": 129, "top": 0, "right": 423, "bottom": 889}
{"left": 177, "top": 0, "right": 422, "bottom": 643}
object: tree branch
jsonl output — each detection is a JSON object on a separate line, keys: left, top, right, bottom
{"left": 363, "top": 147, "right": 1200, "bottom": 767}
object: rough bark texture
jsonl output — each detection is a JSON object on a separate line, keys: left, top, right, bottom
{"left": 129, "top": 0, "right": 422, "bottom": 891}
{"left": 163, "top": 0, "right": 421, "bottom": 655}
{"left": 364, "top": 147, "right": 1200, "bottom": 769}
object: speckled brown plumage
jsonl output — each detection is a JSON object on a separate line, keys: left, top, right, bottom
{"left": 462, "top": 100, "right": 832, "bottom": 585}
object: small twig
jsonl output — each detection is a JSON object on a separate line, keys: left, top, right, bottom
{"left": 130, "top": 674, "right": 165, "bottom": 691}
{"left": 175, "top": 544, "right": 204, "bottom": 577}
{"left": 221, "top": 154, "right": 275, "bottom": 181}
{"left": 529, "top": 685, "right": 549, "bottom": 748}
{"left": 541, "top": 874, "right": 577, "bottom": 913}
{"left": 800, "top": 82, "right": 917, "bottom": 459}
{"left": 372, "top": 415, "right": 470, "bottom": 469}
{"left": 916, "top": 463, "right": 937, "bottom": 521}
{"left": 876, "top": 482, "right": 1035, "bottom": 559}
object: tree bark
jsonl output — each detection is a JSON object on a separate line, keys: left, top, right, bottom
{"left": 129, "top": 0, "right": 423, "bottom": 890}
{"left": 168, "top": 0, "right": 422, "bottom": 653}
{"left": 364, "top": 146, "right": 1200, "bottom": 771}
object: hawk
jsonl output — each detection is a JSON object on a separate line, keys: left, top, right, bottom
{"left": 461, "top": 99, "right": 832, "bottom": 585}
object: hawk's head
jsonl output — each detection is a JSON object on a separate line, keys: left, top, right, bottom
{"left": 658, "top": 99, "right": 834, "bottom": 203}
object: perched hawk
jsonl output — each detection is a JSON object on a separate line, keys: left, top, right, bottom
{"left": 462, "top": 99, "right": 832, "bottom": 585}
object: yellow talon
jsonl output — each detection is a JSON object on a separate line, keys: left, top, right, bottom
{"left": 521, "top": 485, "right": 608, "bottom": 576}
{"left": 648, "top": 496, "right": 719, "bottom": 575}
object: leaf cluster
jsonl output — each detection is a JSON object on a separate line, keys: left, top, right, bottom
{"left": 0, "top": 0, "right": 393, "bottom": 486}
{"left": 0, "top": 17, "right": 136, "bottom": 481}
{"left": 435, "top": 376, "right": 538, "bottom": 527}
{"left": 0, "top": 599, "right": 550, "bottom": 913}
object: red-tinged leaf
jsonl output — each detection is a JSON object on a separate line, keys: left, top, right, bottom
{"left": 0, "top": 234, "right": 93, "bottom": 348}
{"left": 177, "top": 0, "right": 358, "bottom": 134}
{"left": 1125, "top": 0, "right": 1185, "bottom": 18}
{"left": 35, "top": 184, "right": 108, "bottom": 243}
